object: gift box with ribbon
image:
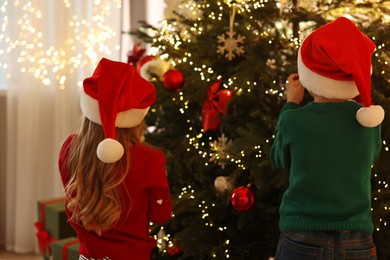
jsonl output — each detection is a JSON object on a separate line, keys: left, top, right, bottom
{"left": 50, "top": 237, "right": 80, "bottom": 260}
{"left": 34, "top": 198, "right": 76, "bottom": 258}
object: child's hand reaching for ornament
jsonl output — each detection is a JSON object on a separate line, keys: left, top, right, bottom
{"left": 286, "top": 73, "right": 305, "bottom": 105}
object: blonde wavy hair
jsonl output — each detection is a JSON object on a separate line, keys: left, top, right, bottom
{"left": 64, "top": 117, "right": 146, "bottom": 235}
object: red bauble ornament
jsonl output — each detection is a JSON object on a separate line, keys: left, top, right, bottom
{"left": 162, "top": 69, "right": 185, "bottom": 91}
{"left": 230, "top": 185, "right": 255, "bottom": 211}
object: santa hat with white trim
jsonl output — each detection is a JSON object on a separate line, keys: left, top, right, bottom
{"left": 297, "top": 17, "right": 384, "bottom": 127}
{"left": 80, "top": 58, "right": 156, "bottom": 163}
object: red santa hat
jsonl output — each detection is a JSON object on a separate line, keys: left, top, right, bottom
{"left": 80, "top": 58, "right": 156, "bottom": 163}
{"left": 297, "top": 17, "right": 384, "bottom": 127}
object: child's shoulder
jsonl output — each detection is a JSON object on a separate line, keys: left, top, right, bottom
{"left": 282, "top": 101, "right": 361, "bottom": 116}
{"left": 132, "top": 143, "right": 166, "bottom": 166}
{"left": 279, "top": 105, "right": 307, "bottom": 120}
{"left": 132, "top": 143, "right": 165, "bottom": 158}
{"left": 60, "top": 134, "right": 77, "bottom": 151}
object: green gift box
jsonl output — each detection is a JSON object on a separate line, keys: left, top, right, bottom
{"left": 37, "top": 198, "right": 76, "bottom": 239}
{"left": 50, "top": 237, "right": 80, "bottom": 260}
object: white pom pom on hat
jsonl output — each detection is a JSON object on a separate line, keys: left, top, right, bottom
{"left": 81, "top": 58, "right": 156, "bottom": 163}
{"left": 297, "top": 17, "right": 384, "bottom": 128}
{"left": 356, "top": 105, "right": 385, "bottom": 128}
{"left": 97, "top": 138, "right": 124, "bottom": 163}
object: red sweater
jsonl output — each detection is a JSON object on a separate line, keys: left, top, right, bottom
{"left": 58, "top": 135, "right": 173, "bottom": 260}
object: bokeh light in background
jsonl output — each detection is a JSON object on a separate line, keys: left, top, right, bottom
{"left": 0, "top": 0, "right": 122, "bottom": 90}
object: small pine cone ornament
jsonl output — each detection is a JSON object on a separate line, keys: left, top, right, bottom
{"left": 230, "top": 185, "right": 255, "bottom": 211}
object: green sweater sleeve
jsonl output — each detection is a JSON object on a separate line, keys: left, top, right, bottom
{"left": 270, "top": 102, "right": 299, "bottom": 169}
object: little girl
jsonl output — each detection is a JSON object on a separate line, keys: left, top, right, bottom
{"left": 58, "top": 58, "right": 173, "bottom": 260}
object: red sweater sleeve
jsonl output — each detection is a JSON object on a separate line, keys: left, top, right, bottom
{"left": 146, "top": 150, "right": 173, "bottom": 225}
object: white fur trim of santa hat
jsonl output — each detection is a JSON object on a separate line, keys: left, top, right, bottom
{"left": 297, "top": 48, "right": 359, "bottom": 100}
{"left": 80, "top": 90, "right": 150, "bottom": 128}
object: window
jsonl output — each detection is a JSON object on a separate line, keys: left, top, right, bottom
{"left": 120, "top": 0, "right": 166, "bottom": 61}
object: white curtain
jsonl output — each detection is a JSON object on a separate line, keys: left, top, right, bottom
{"left": 3, "top": 0, "right": 121, "bottom": 253}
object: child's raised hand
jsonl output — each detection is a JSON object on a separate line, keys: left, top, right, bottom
{"left": 286, "top": 73, "right": 305, "bottom": 105}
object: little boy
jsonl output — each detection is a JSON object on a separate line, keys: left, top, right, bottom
{"left": 271, "top": 17, "right": 384, "bottom": 259}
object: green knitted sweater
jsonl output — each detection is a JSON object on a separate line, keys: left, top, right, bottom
{"left": 270, "top": 101, "right": 382, "bottom": 234}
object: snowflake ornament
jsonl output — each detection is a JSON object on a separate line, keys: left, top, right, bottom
{"left": 217, "top": 30, "right": 245, "bottom": 60}
{"left": 209, "top": 134, "right": 232, "bottom": 168}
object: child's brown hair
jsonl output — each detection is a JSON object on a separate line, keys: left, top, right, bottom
{"left": 64, "top": 118, "right": 146, "bottom": 235}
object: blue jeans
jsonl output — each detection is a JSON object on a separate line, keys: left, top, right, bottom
{"left": 275, "top": 231, "right": 377, "bottom": 260}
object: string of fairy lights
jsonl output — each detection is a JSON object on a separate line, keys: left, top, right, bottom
{"left": 147, "top": 0, "right": 389, "bottom": 257}
{"left": 0, "top": 0, "right": 121, "bottom": 89}
{"left": 0, "top": 0, "right": 388, "bottom": 257}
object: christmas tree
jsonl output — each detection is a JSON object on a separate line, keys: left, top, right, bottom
{"left": 130, "top": 0, "right": 390, "bottom": 259}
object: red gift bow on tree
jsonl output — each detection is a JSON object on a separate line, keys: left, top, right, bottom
{"left": 202, "top": 80, "right": 234, "bottom": 132}
{"left": 127, "top": 43, "right": 146, "bottom": 66}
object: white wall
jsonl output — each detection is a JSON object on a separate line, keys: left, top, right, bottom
{"left": 121, "top": 0, "right": 166, "bottom": 61}
{"left": 0, "top": 92, "right": 6, "bottom": 245}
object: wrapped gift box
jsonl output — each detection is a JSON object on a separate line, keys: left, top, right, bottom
{"left": 37, "top": 198, "right": 76, "bottom": 239}
{"left": 50, "top": 237, "right": 80, "bottom": 260}
{"left": 35, "top": 198, "right": 76, "bottom": 258}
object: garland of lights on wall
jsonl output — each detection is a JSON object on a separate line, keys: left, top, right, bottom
{"left": 0, "top": 0, "right": 121, "bottom": 89}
